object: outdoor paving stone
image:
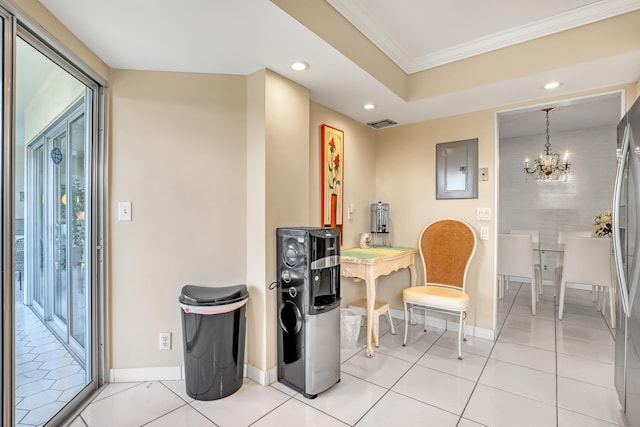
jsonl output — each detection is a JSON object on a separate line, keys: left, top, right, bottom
{"left": 16, "top": 360, "right": 43, "bottom": 374}
{"left": 15, "top": 370, "right": 48, "bottom": 386}
{"left": 46, "top": 364, "right": 81, "bottom": 380}
{"left": 51, "top": 373, "right": 86, "bottom": 391}
{"left": 15, "top": 379, "right": 55, "bottom": 397}
{"left": 40, "top": 356, "right": 75, "bottom": 371}
{"left": 35, "top": 349, "right": 68, "bottom": 362}
{"left": 19, "top": 401, "right": 65, "bottom": 426}
{"left": 17, "top": 389, "right": 62, "bottom": 410}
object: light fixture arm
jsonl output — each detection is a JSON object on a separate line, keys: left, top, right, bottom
{"left": 523, "top": 107, "right": 570, "bottom": 181}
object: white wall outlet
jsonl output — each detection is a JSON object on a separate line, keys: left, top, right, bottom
{"left": 118, "top": 201, "right": 132, "bottom": 221}
{"left": 480, "top": 226, "right": 489, "bottom": 241}
{"left": 159, "top": 332, "right": 171, "bottom": 350}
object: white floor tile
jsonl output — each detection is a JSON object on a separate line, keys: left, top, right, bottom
{"left": 557, "top": 376, "right": 626, "bottom": 425}
{"left": 557, "top": 353, "right": 615, "bottom": 389}
{"left": 417, "top": 344, "right": 488, "bottom": 381}
{"left": 479, "top": 359, "right": 556, "bottom": 405}
{"left": 81, "top": 382, "right": 185, "bottom": 427}
{"left": 41, "top": 288, "right": 629, "bottom": 426}
{"left": 191, "top": 380, "right": 289, "bottom": 427}
{"left": 341, "top": 350, "right": 413, "bottom": 388}
{"left": 391, "top": 365, "right": 475, "bottom": 415}
{"left": 561, "top": 311, "right": 611, "bottom": 331}
{"left": 498, "top": 324, "right": 556, "bottom": 351}
{"left": 91, "top": 382, "right": 140, "bottom": 402}
{"left": 557, "top": 336, "right": 615, "bottom": 363}
{"left": 558, "top": 408, "right": 626, "bottom": 427}
{"left": 252, "top": 398, "right": 348, "bottom": 427}
{"left": 356, "top": 390, "right": 459, "bottom": 427}
{"left": 489, "top": 340, "right": 556, "bottom": 374}
{"left": 374, "top": 323, "right": 443, "bottom": 363}
{"left": 270, "top": 380, "right": 299, "bottom": 397}
{"left": 435, "top": 331, "right": 494, "bottom": 358}
{"left": 463, "top": 384, "right": 556, "bottom": 427}
{"left": 67, "top": 416, "right": 87, "bottom": 427}
{"left": 144, "top": 404, "right": 216, "bottom": 426}
{"left": 457, "top": 418, "right": 487, "bottom": 427}
{"left": 557, "top": 322, "right": 614, "bottom": 345}
{"left": 503, "top": 312, "right": 556, "bottom": 333}
{"left": 295, "top": 372, "right": 386, "bottom": 425}
{"left": 160, "top": 380, "right": 194, "bottom": 402}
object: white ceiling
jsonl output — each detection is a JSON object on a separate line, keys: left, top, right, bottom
{"left": 35, "top": 0, "right": 640, "bottom": 135}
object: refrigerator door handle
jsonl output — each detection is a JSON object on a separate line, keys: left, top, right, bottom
{"left": 614, "top": 123, "right": 631, "bottom": 317}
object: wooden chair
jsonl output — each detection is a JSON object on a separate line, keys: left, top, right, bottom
{"left": 402, "top": 219, "right": 477, "bottom": 359}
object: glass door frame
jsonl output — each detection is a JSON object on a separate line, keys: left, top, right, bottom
{"left": 26, "top": 98, "right": 89, "bottom": 364}
{"left": 1, "top": 3, "right": 109, "bottom": 426}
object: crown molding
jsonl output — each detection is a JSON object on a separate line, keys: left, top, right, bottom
{"left": 328, "top": 0, "right": 640, "bottom": 74}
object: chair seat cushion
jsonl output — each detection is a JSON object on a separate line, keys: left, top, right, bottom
{"left": 403, "top": 284, "right": 469, "bottom": 311}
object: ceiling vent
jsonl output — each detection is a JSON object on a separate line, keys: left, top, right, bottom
{"left": 366, "top": 119, "right": 397, "bottom": 129}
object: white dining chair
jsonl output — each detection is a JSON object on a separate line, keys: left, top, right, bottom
{"left": 510, "top": 229, "right": 542, "bottom": 300}
{"left": 558, "top": 236, "right": 615, "bottom": 328}
{"left": 498, "top": 234, "right": 538, "bottom": 315}
{"left": 555, "top": 230, "right": 593, "bottom": 300}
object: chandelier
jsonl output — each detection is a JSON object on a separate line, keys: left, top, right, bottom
{"left": 523, "top": 107, "right": 570, "bottom": 180}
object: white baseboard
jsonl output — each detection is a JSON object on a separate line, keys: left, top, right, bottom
{"left": 109, "top": 366, "right": 183, "bottom": 383}
{"left": 110, "top": 363, "right": 276, "bottom": 386}
{"left": 389, "top": 308, "right": 496, "bottom": 341}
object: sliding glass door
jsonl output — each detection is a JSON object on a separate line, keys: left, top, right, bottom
{"left": 27, "top": 98, "right": 90, "bottom": 366}
{"left": 1, "top": 8, "right": 106, "bottom": 426}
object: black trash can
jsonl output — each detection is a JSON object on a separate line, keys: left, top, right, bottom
{"left": 179, "top": 284, "right": 249, "bottom": 401}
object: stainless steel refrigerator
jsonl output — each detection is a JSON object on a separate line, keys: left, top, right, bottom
{"left": 614, "top": 95, "right": 640, "bottom": 426}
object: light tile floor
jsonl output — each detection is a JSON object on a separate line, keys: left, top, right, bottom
{"left": 15, "top": 292, "right": 86, "bottom": 427}
{"left": 70, "top": 283, "right": 627, "bottom": 426}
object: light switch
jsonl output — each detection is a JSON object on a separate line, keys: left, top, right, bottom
{"left": 118, "top": 202, "right": 132, "bottom": 221}
{"left": 476, "top": 207, "right": 491, "bottom": 221}
{"left": 480, "top": 226, "right": 489, "bottom": 241}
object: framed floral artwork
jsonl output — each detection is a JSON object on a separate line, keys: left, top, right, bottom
{"left": 321, "top": 124, "right": 344, "bottom": 233}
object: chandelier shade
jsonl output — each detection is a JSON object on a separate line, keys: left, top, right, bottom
{"left": 523, "top": 107, "right": 570, "bottom": 181}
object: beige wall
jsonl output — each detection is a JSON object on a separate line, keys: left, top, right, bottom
{"left": 374, "top": 111, "right": 496, "bottom": 330}
{"left": 309, "top": 102, "right": 377, "bottom": 306}
{"left": 256, "top": 70, "right": 311, "bottom": 371}
{"left": 109, "top": 70, "right": 247, "bottom": 368}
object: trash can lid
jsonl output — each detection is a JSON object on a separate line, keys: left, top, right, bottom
{"left": 179, "top": 284, "right": 248, "bottom": 306}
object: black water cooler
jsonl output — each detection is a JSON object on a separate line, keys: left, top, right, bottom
{"left": 276, "top": 227, "right": 341, "bottom": 398}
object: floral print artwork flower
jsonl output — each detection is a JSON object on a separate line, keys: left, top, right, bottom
{"left": 594, "top": 210, "right": 612, "bottom": 237}
{"left": 327, "top": 137, "right": 341, "bottom": 195}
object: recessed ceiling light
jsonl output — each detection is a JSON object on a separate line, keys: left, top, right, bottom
{"left": 291, "top": 61, "right": 308, "bottom": 71}
{"left": 544, "top": 81, "right": 561, "bottom": 90}
{"left": 363, "top": 103, "right": 376, "bottom": 110}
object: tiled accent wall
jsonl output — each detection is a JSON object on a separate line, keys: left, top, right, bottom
{"left": 499, "top": 125, "right": 616, "bottom": 279}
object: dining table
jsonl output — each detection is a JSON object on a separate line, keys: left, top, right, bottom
{"left": 340, "top": 246, "right": 417, "bottom": 357}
